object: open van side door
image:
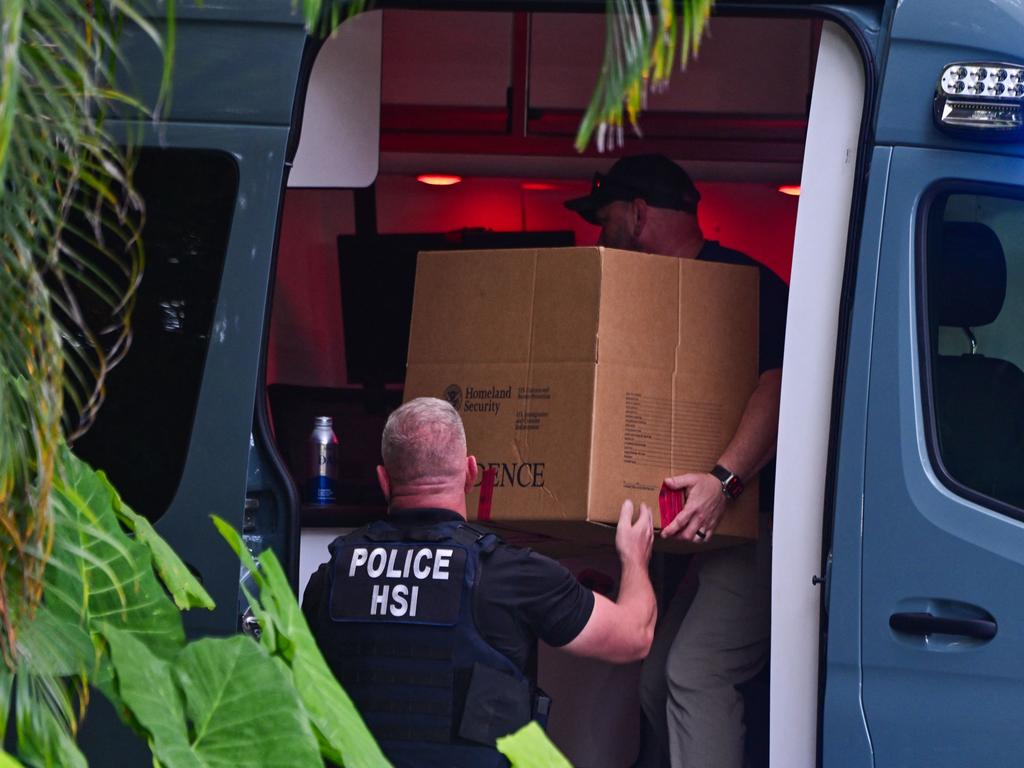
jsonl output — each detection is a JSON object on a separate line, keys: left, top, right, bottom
{"left": 74, "top": 5, "right": 309, "bottom": 762}
{"left": 823, "top": 1, "right": 1024, "bottom": 765}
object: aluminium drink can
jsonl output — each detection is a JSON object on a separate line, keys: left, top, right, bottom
{"left": 305, "top": 416, "right": 338, "bottom": 505}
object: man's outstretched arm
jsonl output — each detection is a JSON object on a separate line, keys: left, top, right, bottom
{"left": 563, "top": 500, "right": 656, "bottom": 663}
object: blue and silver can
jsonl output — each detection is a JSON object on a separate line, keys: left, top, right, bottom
{"left": 305, "top": 416, "right": 338, "bottom": 505}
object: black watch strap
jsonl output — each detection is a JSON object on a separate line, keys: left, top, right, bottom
{"left": 710, "top": 464, "right": 745, "bottom": 500}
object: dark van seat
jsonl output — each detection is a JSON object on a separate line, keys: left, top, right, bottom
{"left": 267, "top": 384, "right": 403, "bottom": 508}
{"left": 933, "top": 223, "right": 1024, "bottom": 509}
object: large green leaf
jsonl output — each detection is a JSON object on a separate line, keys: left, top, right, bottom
{"left": 496, "top": 722, "right": 573, "bottom": 768}
{"left": 0, "top": 749, "right": 25, "bottom": 768}
{"left": 213, "top": 517, "right": 390, "bottom": 768}
{"left": 178, "top": 636, "right": 322, "bottom": 768}
{"left": 102, "top": 470, "right": 215, "bottom": 611}
{"left": 46, "top": 445, "right": 185, "bottom": 660}
{"left": 105, "top": 627, "right": 322, "bottom": 768}
{"left": 14, "top": 602, "right": 93, "bottom": 678}
{"left": 103, "top": 626, "right": 199, "bottom": 768}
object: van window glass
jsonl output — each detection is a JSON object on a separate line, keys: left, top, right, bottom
{"left": 924, "top": 191, "right": 1024, "bottom": 512}
{"left": 71, "top": 148, "right": 239, "bottom": 521}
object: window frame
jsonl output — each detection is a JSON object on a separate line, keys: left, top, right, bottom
{"left": 70, "top": 146, "right": 241, "bottom": 522}
{"left": 916, "top": 179, "right": 1024, "bottom": 522}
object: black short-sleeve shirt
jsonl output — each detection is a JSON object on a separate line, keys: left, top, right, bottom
{"left": 697, "top": 241, "right": 789, "bottom": 515}
{"left": 696, "top": 240, "right": 789, "bottom": 374}
{"left": 301, "top": 508, "right": 595, "bottom": 672}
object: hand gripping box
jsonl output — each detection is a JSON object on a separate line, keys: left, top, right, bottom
{"left": 403, "top": 247, "right": 759, "bottom": 553}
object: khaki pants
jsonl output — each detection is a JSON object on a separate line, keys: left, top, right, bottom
{"left": 640, "top": 523, "right": 772, "bottom": 768}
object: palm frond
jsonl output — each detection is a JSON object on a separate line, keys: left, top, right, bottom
{"left": 299, "top": 0, "right": 371, "bottom": 39}
{"left": 576, "top": 0, "right": 716, "bottom": 152}
{"left": 0, "top": 0, "right": 170, "bottom": 666}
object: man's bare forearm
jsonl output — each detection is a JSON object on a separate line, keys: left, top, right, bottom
{"left": 718, "top": 368, "right": 782, "bottom": 481}
{"left": 618, "top": 556, "right": 657, "bottom": 643}
{"left": 564, "top": 502, "right": 656, "bottom": 662}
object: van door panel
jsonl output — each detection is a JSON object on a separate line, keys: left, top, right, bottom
{"left": 117, "top": 16, "right": 307, "bottom": 123}
{"left": 822, "top": 1, "right": 1024, "bottom": 763}
{"left": 834, "top": 147, "right": 1024, "bottom": 766}
{"left": 863, "top": 147, "right": 1024, "bottom": 765}
{"left": 819, "top": 146, "right": 891, "bottom": 768}
{"left": 105, "top": 10, "right": 307, "bottom": 633}
{"left": 76, "top": 9, "right": 307, "bottom": 760}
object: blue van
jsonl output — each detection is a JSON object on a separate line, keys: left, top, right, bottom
{"left": 77, "top": 1, "right": 1024, "bottom": 765}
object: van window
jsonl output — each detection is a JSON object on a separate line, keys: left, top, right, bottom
{"left": 924, "top": 191, "right": 1024, "bottom": 513}
{"left": 71, "top": 148, "right": 239, "bottom": 521}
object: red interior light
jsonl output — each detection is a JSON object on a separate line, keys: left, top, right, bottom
{"left": 777, "top": 185, "right": 801, "bottom": 196}
{"left": 521, "top": 182, "right": 559, "bottom": 191}
{"left": 417, "top": 174, "right": 462, "bottom": 186}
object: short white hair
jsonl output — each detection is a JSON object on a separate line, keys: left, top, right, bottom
{"left": 381, "top": 397, "right": 467, "bottom": 483}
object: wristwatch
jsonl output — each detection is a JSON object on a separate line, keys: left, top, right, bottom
{"left": 710, "top": 464, "right": 745, "bottom": 500}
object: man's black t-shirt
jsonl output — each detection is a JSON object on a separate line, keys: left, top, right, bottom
{"left": 302, "top": 508, "right": 595, "bottom": 672}
{"left": 696, "top": 240, "right": 789, "bottom": 515}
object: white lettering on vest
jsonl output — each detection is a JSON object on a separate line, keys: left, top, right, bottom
{"left": 370, "top": 583, "right": 388, "bottom": 615}
{"left": 358, "top": 546, "right": 459, "bottom": 616}
{"left": 367, "top": 549, "right": 386, "bottom": 578}
{"left": 386, "top": 549, "right": 403, "bottom": 579}
{"left": 433, "top": 549, "right": 453, "bottom": 580}
{"left": 349, "top": 548, "right": 368, "bottom": 577}
{"left": 391, "top": 584, "right": 409, "bottom": 617}
{"left": 402, "top": 549, "right": 413, "bottom": 578}
{"left": 413, "top": 549, "right": 432, "bottom": 579}
{"left": 367, "top": 583, "right": 422, "bottom": 617}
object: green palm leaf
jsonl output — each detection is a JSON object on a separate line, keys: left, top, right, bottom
{"left": 296, "top": 1, "right": 714, "bottom": 153}
{"left": 0, "top": 0, "right": 171, "bottom": 664}
{"left": 576, "top": 0, "right": 716, "bottom": 151}
{"left": 13, "top": 672, "right": 88, "bottom": 768}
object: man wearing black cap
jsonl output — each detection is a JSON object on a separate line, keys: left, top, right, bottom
{"left": 566, "top": 154, "right": 788, "bottom": 768}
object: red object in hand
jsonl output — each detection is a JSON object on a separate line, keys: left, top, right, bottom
{"left": 659, "top": 482, "right": 684, "bottom": 528}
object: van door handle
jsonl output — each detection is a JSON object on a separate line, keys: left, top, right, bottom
{"left": 889, "top": 611, "right": 997, "bottom": 640}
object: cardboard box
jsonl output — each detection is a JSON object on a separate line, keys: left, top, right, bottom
{"left": 403, "top": 247, "right": 759, "bottom": 552}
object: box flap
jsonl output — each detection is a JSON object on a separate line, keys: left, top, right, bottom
{"left": 408, "top": 248, "right": 601, "bottom": 365}
{"left": 530, "top": 249, "right": 602, "bottom": 363}
{"left": 596, "top": 248, "right": 680, "bottom": 371}
{"left": 673, "top": 258, "right": 759, "bottom": 390}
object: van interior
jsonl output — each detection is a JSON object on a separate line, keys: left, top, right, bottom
{"left": 268, "top": 8, "right": 821, "bottom": 766}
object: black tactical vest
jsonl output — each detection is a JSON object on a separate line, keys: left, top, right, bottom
{"left": 317, "top": 516, "right": 534, "bottom": 768}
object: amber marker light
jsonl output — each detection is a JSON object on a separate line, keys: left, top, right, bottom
{"left": 777, "top": 185, "right": 801, "bottom": 196}
{"left": 417, "top": 174, "right": 462, "bottom": 186}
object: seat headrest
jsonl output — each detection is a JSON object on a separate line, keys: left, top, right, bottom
{"left": 937, "top": 222, "right": 1006, "bottom": 328}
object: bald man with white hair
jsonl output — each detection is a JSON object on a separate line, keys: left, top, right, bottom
{"left": 303, "top": 397, "right": 656, "bottom": 767}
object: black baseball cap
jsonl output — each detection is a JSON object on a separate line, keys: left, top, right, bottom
{"left": 564, "top": 154, "right": 701, "bottom": 224}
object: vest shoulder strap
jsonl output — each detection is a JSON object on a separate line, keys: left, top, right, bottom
{"left": 452, "top": 522, "right": 501, "bottom": 556}
{"left": 336, "top": 518, "right": 502, "bottom": 554}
